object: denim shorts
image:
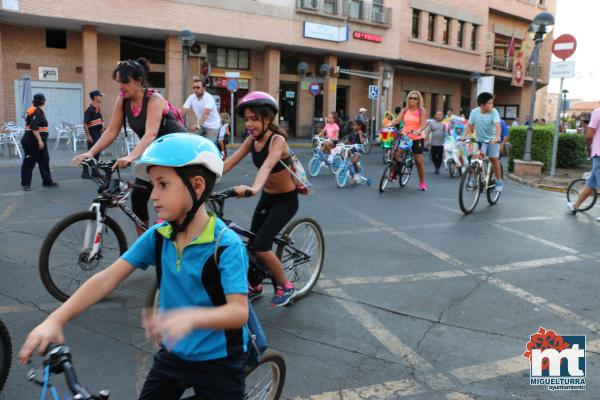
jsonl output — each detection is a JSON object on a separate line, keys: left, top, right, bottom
{"left": 585, "top": 156, "right": 600, "bottom": 189}
{"left": 479, "top": 142, "right": 500, "bottom": 158}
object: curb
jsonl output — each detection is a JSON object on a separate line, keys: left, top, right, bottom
{"left": 507, "top": 173, "right": 568, "bottom": 193}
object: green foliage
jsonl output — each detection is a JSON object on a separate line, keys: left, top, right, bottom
{"left": 557, "top": 133, "right": 587, "bottom": 168}
{"left": 508, "top": 125, "right": 554, "bottom": 172}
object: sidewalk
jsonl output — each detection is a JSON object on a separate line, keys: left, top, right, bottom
{"left": 507, "top": 165, "right": 591, "bottom": 193}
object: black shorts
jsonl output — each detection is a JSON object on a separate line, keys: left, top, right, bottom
{"left": 251, "top": 190, "right": 299, "bottom": 252}
{"left": 411, "top": 138, "right": 425, "bottom": 155}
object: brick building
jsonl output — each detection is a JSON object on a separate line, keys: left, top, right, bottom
{"left": 0, "top": 0, "right": 555, "bottom": 137}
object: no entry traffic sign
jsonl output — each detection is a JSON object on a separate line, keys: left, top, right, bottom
{"left": 552, "top": 34, "right": 577, "bottom": 60}
{"left": 308, "top": 82, "right": 321, "bottom": 96}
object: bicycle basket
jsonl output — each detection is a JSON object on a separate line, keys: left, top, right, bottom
{"left": 380, "top": 129, "right": 396, "bottom": 149}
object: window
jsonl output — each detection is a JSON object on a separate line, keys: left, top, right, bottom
{"left": 430, "top": 93, "right": 438, "bottom": 117}
{"left": 301, "top": 0, "right": 318, "bottom": 9}
{"left": 147, "top": 72, "right": 165, "bottom": 89}
{"left": 412, "top": 9, "right": 420, "bottom": 38}
{"left": 442, "top": 17, "right": 450, "bottom": 45}
{"left": 457, "top": 21, "right": 464, "bottom": 47}
{"left": 324, "top": 0, "right": 337, "bottom": 14}
{"left": 280, "top": 53, "right": 300, "bottom": 74}
{"left": 428, "top": 13, "right": 436, "bottom": 41}
{"left": 350, "top": 0, "right": 363, "bottom": 19}
{"left": 208, "top": 47, "right": 250, "bottom": 70}
{"left": 470, "top": 24, "right": 478, "bottom": 50}
{"left": 46, "top": 30, "right": 67, "bottom": 49}
{"left": 372, "top": 0, "right": 384, "bottom": 23}
{"left": 120, "top": 37, "right": 165, "bottom": 64}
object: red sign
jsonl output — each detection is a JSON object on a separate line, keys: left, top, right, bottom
{"left": 552, "top": 34, "right": 577, "bottom": 60}
{"left": 353, "top": 31, "right": 383, "bottom": 43}
{"left": 308, "top": 82, "right": 321, "bottom": 96}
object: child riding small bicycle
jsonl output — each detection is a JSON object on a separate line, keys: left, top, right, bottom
{"left": 344, "top": 120, "right": 367, "bottom": 184}
{"left": 318, "top": 112, "right": 341, "bottom": 165}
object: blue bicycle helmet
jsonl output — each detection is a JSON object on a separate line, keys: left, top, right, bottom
{"left": 132, "top": 133, "right": 223, "bottom": 239}
{"left": 397, "top": 136, "right": 413, "bottom": 151}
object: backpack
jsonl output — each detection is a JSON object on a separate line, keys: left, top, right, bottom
{"left": 153, "top": 227, "right": 267, "bottom": 368}
{"left": 122, "top": 89, "right": 185, "bottom": 134}
{"left": 269, "top": 135, "right": 314, "bottom": 195}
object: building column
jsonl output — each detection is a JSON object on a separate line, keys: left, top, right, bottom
{"left": 434, "top": 15, "right": 444, "bottom": 43}
{"left": 449, "top": 19, "right": 459, "bottom": 47}
{"left": 422, "top": 92, "right": 432, "bottom": 115}
{"left": 82, "top": 26, "right": 98, "bottom": 104}
{"left": 435, "top": 95, "right": 445, "bottom": 113}
{"left": 0, "top": 28, "right": 5, "bottom": 122}
{"left": 165, "top": 35, "right": 183, "bottom": 107}
{"left": 264, "top": 47, "right": 280, "bottom": 100}
{"left": 463, "top": 22, "right": 473, "bottom": 50}
{"left": 418, "top": 11, "right": 429, "bottom": 40}
{"left": 323, "top": 54, "right": 337, "bottom": 114}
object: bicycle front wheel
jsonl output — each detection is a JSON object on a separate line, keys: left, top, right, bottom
{"left": 336, "top": 166, "right": 349, "bottom": 188}
{"left": 459, "top": 166, "right": 481, "bottom": 214}
{"left": 379, "top": 164, "right": 392, "bottom": 193}
{"left": 39, "top": 211, "right": 128, "bottom": 302}
{"left": 487, "top": 163, "right": 503, "bottom": 205}
{"left": 276, "top": 218, "right": 325, "bottom": 300}
{"left": 400, "top": 162, "right": 412, "bottom": 187}
{"left": 0, "top": 319, "right": 11, "bottom": 394}
{"left": 567, "top": 178, "right": 597, "bottom": 212}
{"left": 244, "top": 349, "right": 286, "bottom": 400}
{"left": 363, "top": 135, "right": 373, "bottom": 154}
{"left": 308, "top": 156, "right": 321, "bottom": 177}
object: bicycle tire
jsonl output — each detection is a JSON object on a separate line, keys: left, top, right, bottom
{"left": 308, "top": 156, "right": 321, "bottom": 177}
{"left": 0, "top": 319, "right": 11, "bottom": 394}
{"left": 567, "top": 179, "right": 597, "bottom": 212}
{"left": 363, "top": 135, "right": 372, "bottom": 154}
{"left": 336, "top": 166, "right": 348, "bottom": 188}
{"left": 379, "top": 164, "right": 392, "bottom": 193}
{"left": 330, "top": 155, "right": 343, "bottom": 174}
{"left": 459, "top": 166, "right": 481, "bottom": 214}
{"left": 243, "top": 349, "right": 286, "bottom": 400}
{"left": 39, "top": 211, "right": 128, "bottom": 302}
{"left": 400, "top": 162, "right": 412, "bottom": 187}
{"left": 275, "top": 218, "right": 325, "bottom": 300}
{"left": 487, "top": 163, "right": 503, "bottom": 205}
{"left": 449, "top": 160, "right": 456, "bottom": 178}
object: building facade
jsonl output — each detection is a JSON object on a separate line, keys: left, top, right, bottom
{"left": 0, "top": 0, "right": 555, "bottom": 137}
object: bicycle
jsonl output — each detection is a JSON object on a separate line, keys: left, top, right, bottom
{"left": 443, "top": 137, "right": 464, "bottom": 179}
{"left": 308, "top": 136, "right": 343, "bottom": 177}
{"left": 378, "top": 135, "right": 414, "bottom": 193}
{"left": 379, "top": 127, "right": 397, "bottom": 164}
{"left": 566, "top": 174, "right": 598, "bottom": 212}
{"left": 0, "top": 318, "right": 11, "bottom": 393}
{"left": 458, "top": 141, "right": 504, "bottom": 215}
{"left": 146, "top": 187, "right": 325, "bottom": 308}
{"left": 39, "top": 159, "right": 149, "bottom": 302}
{"left": 334, "top": 144, "right": 372, "bottom": 188}
{"left": 28, "top": 343, "right": 286, "bottom": 399}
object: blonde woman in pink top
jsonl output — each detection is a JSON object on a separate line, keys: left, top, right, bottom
{"left": 319, "top": 112, "right": 340, "bottom": 163}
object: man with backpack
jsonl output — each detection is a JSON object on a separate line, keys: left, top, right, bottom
{"left": 182, "top": 79, "right": 221, "bottom": 141}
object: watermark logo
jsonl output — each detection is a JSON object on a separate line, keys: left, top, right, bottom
{"left": 523, "top": 327, "right": 586, "bottom": 391}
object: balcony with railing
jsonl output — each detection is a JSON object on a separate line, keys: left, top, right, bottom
{"left": 296, "top": 0, "right": 392, "bottom": 26}
{"left": 485, "top": 52, "right": 543, "bottom": 79}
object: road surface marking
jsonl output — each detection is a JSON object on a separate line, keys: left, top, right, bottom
{"left": 0, "top": 200, "right": 17, "bottom": 222}
{"left": 490, "top": 223, "right": 579, "bottom": 254}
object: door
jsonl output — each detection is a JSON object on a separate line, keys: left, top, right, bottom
{"left": 279, "top": 82, "right": 297, "bottom": 137}
{"left": 14, "top": 81, "right": 83, "bottom": 138}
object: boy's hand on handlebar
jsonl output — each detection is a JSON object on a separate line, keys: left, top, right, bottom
{"left": 72, "top": 152, "right": 94, "bottom": 166}
{"left": 234, "top": 185, "right": 255, "bottom": 198}
{"left": 19, "top": 319, "right": 65, "bottom": 364}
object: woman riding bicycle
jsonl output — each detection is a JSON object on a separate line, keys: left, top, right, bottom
{"left": 73, "top": 58, "right": 186, "bottom": 235}
{"left": 223, "top": 91, "right": 298, "bottom": 307}
{"left": 390, "top": 90, "right": 428, "bottom": 191}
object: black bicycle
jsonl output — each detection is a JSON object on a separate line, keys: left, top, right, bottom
{"left": 146, "top": 188, "right": 325, "bottom": 308}
{"left": 566, "top": 177, "right": 598, "bottom": 212}
{"left": 0, "top": 318, "right": 11, "bottom": 393}
{"left": 39, "top": 159, "right": 150, "bottom": 302}
{"left": 28, "top": 344, "right": 286, "bottom": 399}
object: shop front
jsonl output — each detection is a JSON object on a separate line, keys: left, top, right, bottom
{"left": 206, "top": 70, "right": 251, "bottom": 136}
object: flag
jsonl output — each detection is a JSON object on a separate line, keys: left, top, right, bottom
{"left": 507, "top": 29, "right": 517, "bottom": 57}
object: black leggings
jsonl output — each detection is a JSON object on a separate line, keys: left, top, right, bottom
{"left": 131, "top": 178, "right": 153, "bottom": 223}
{"left": 430, "top": 145, "right": 444, "bottom": 170}
{"left": 251, "top": 190, "right": 299, "bottom": 252}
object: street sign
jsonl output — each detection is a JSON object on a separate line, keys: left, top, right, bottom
{"left": 308, "top": 82, "right": 321, "bottom": 96}
{"left": 552, "top": 34, "right": 577, "bottom": 60}
{"left": 550, "top": 61, "right": 575, "bottom": 78}
{"left": 226, "top": 78, "right": 239, "bottom": 93}
{"left": 368, "top": 85, "right": 379, "bottom": 99}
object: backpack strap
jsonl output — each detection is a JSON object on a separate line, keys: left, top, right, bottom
{"left": 154, "top": 229, "right": 164, "bottom": 286}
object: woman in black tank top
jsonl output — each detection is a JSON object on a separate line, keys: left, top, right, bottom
{"left": 73, "top": 58, "right": 186, "bottom": 235}
{"left": 223, "top": 91, "right": 299, "bottom": 307}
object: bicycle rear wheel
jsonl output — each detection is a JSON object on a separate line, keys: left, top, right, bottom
{"left": 0, "top": 319, "right": 11, "bottom": 393}
{"left": 336, "top": 166, "right": 349, "bottom": 188}
{"left": 276, "top": 218, "right": 324, "bottom": 300}
{"left": 487, "top": 163, "right": 503, "bottom": 205}
{"left": 39, "top": 211, "right": 128, "bottom": 302}
{"left": 400, "top": 161, "right": 412, "bottom": 187}
{"left": 244, "top": 349, "right": 286, "bottom": 400}
{"left": 379, "top": 164, "right": 392, "bottom": 193}
{"left": 448, "top": 160, "right": 456, "bottom": 178}
{"left": 363, "top": 135, "right": 372, "bottom": 154}
{"left": 330, "top": 155, "right": 343, "bottom": 174}
{"left": 567, "top": 178, "right": 597, "bottom": 212}
{"left": 459, "top": 166, "right": 481, "bottom": 214}
{"left": 308, "top": 156, "right": 321, "bottom": 177}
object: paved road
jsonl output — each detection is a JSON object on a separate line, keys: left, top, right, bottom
{"left": 0, "top": 146, "right": 599, "bottom": 399}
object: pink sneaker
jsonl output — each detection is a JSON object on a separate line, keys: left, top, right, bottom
{"left": 419, "top": 182, "right": 428, "bottom": 191}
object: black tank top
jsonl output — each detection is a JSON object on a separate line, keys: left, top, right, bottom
{"left": 251, "top": 133, "right": 290, "bottom": 173}
{"left": 124, "top": 89, "right": 186, "bottom": 139}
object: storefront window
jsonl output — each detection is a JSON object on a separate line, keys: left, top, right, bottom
{"left": 227, "top": 49, "right": 238, "bottom": 68}
{"left": 209, "top": 47, "right": 251, "bottom": 70}
{"left": 412, "top": 9, "right": 419, "bottom": 38}
{"left": 217, "top": 48, "right": 227, "bottom": 67}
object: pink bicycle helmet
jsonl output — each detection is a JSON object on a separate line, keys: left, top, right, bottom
{"left": 235, "top": 91, "right": 278, "bottom": 117}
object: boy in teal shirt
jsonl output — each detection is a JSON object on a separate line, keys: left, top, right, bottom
{"left": 19, "top": 134, "right": 250, "bottom": 399}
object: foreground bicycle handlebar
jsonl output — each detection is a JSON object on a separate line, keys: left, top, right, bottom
{"left": 28, "top": 344, "right": 110, "bottom": 400}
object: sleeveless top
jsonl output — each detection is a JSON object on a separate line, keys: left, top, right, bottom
{"left": 402, "top": 108, "right": 424, "bottom": 140}
{"left": 251, "top": 133, "right": 291, "bottom": 173}
{"left": 123, "top": 89, "right": 186, "bottom": 139}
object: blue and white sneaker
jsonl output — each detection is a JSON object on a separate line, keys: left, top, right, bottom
{"left": 495, "top": 180, "right": 503, "bottom": 192}
{"left": 271, "top": 283, "right": 296, "bottom": 307}
{"left": 566, "top": 202, "right": 577, "bottom": 215}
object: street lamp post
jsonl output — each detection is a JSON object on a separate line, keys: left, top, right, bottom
{"left": 177, "top": 29, "right": 196, "bottom": 108}
{"left": 523, "top": 12, "right": 554, "bottom": 162}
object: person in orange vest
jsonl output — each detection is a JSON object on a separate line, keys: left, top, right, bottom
{"left": 21, "top": 93, "right": 58, "bottom": 191}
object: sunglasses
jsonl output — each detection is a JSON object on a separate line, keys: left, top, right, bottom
{"left": 193, "top": 86, "right": 202, "bottom": 89}
{"left": 409, "top": 97, "right": 418, "bottom": 100}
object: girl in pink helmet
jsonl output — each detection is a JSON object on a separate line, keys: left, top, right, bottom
{"left": 223, "top": 91, "right": 298, "bottom": 307}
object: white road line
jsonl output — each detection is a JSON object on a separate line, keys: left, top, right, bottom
{"left": 324, "top": 286, "right": 434, "bottom": 373}
{"left": 446, "top": 393, "right": 476, "bottom": 400}
{"left": 0, "top": 200, "right": 17, "bottom": 222}
{"left": 291, "top": 378, "right": 426, "bottom": 399}
{"left": 495, "top": 216, "right": 558, "bottom": 224}
{"left": 490, "top": 223, "right": 579, "bottom": 254}
{"left": 338, "top": 270, "right": 468, "bottom": 285}
{"left": 387, "top": 230, "right": 467, "bottom": 268}
{"left": 480, "top": 255, "right": 582, "bottom": 274}
{"left": 487, "top": 277, "right": 600, "bottom": 333}
{"left": 450, "top": 355, "right": 528, "bottom": 384}
{"left": 324, "top": 227, "right": 381, "bottom": 236}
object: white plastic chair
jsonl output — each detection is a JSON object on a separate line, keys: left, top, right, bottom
{"left": 54, "top": 123, "right": 72, "bottom": 149}
{"left": 0, "top": 125, "right": 23, "bottom": 158}
{"left": 72, "top": 125, "right": 88, "bottom": 152}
